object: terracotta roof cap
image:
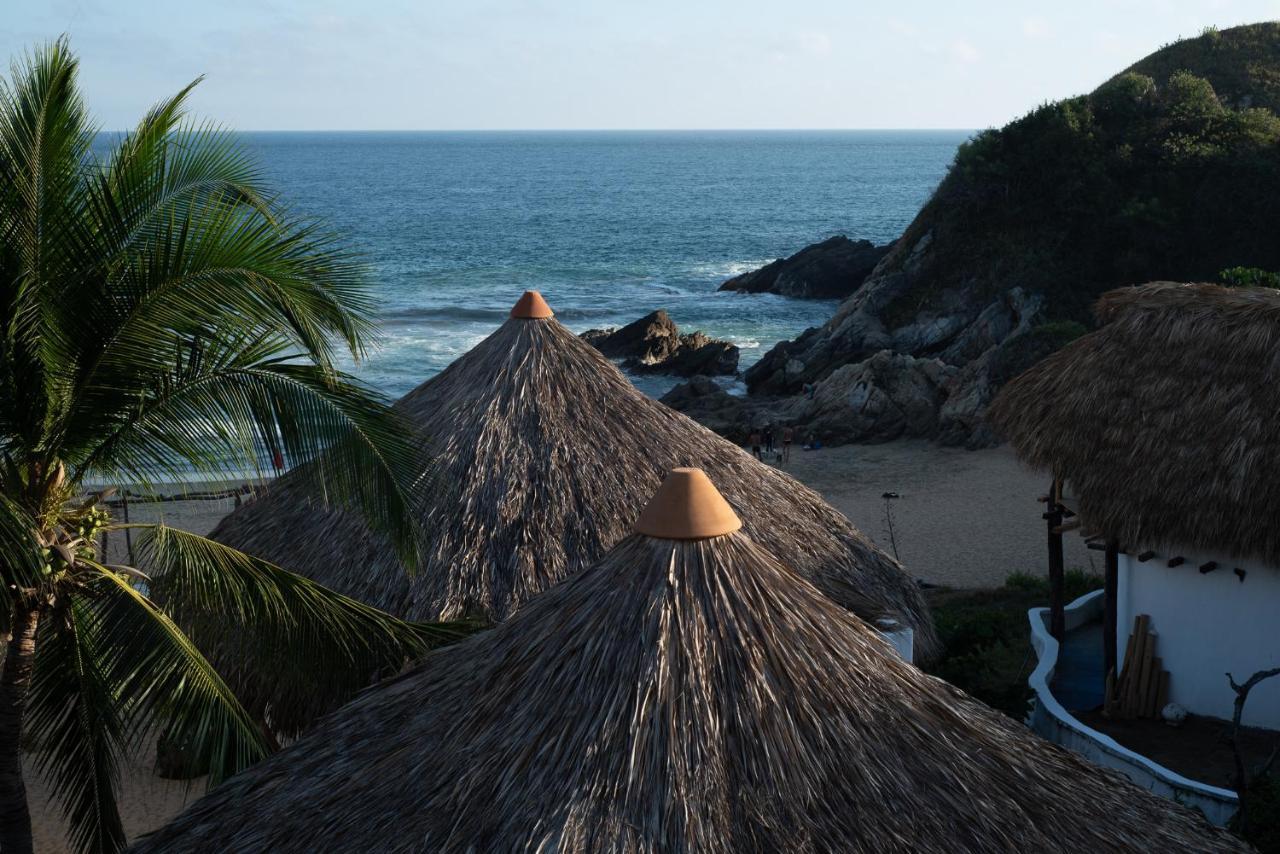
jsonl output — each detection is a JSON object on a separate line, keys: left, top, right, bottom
{"left": 634, "top": 468, "right": 742, "bottom": 540}
{"left": 510, "top": 290, "right": 554, "bottom": 319}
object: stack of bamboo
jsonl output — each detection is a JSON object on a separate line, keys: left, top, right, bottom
{"left": 1104, "top": 614, "right": 1170, "bottom": 718}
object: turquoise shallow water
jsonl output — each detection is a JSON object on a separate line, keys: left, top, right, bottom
{"left": 240, "top": 130, "right": 967, "bottom": 398}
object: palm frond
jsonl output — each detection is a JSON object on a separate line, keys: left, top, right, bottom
{"left": 78, "top": 563, "right": 270, "bottom": 785}
{"left": 74, "top": 98, "right": 371, "bottom": 359}
{"left": 0, "top": 37, "right": 96, "bottom": 455}
{"left": 77, "top": 158, "right": 372, "bottom": 365}
{"left": 58, "top": 210, "right": 372, "bottom": 449}
{"left": 26, "top": 592, "right": 127, "bottom": 854}
{"left": 138, "top": 525, "right": 469, "bottom": 737}
{"left": 0, "top": 490, "right": 45, "bottom": 595}
{"left": 78, "top": 355, "right": 429, "bottom": 567}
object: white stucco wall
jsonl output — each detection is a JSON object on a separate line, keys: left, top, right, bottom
{"left": 1117, "top": 550, "right": 1280, "bottom": 727}
{"left": 876, "top": 619, "right": 914, "bottom": 663}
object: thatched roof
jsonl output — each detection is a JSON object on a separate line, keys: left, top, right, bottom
{"left": 989, "top": 281, "right": 1280, "bottom": 564}
{"left": 134, "top": 469, "right": 1242, "bottom": 853}
{"left": 210, "top": 291, "right": 936, "bottom": 655}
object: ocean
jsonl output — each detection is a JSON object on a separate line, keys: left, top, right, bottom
{"left": 242, "top": 130, "right": 969, "bottom": 398}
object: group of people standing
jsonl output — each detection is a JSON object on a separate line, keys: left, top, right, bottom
{"left": 747, "top": 424, "right": 795, "bottom": 464}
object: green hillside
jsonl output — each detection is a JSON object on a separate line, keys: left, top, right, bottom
{"left": 883, "top": 21, "right": 1280, "bottom": 327}
{"left": 1120, "top": 22, "right": 1280, "bottom": 113}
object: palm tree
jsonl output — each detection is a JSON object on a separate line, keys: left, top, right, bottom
{"left": 0, "top": 41, "right": 455, "bottom": 853}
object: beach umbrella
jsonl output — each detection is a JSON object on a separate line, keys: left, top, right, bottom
{"left": 134, "top": 469, "right": 1242, "bottom": 853}
{"left": 210, "top": 290, "right": 936, "bottom": 656}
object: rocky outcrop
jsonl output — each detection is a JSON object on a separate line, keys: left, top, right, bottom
{"left": 659, "top": 376, "right": 752, "bottom": 441}
{"left": 741, "top": 228, "right": 1053, "bottom": 447}
{"left": 744, "top": 232, "right": 942, "bottom": 397}
{"left": 656, "top": 331, "right": 739, "bottom": 376}
{"left": 774, "top": 351, "right": 957, "bottom": 444}
{"left": 583, "top": 310, "right": 682, "bottom": 362}
{"left": 582, "top": 311, "right": 739, "bottom": 377}
{"left": 662, "top": 349, "right": 963, "bottom": 447}
{"left": 718, "top": 236, "right": 892, "bottom": 299}
{"left": 719, "top": 25, "right": 1280, "bottom": 449}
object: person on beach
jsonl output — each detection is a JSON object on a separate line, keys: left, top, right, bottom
{"left": 782, "top": 425, "right": 794, "bottom": 462}
{"left": 748, "top": 429, "right": 763, "bottom": 461}
{"left": 763, "top": 424, "right": 775, "bottom": 455}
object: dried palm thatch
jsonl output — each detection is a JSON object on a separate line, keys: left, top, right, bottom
{"left": 134, "top": 470, "right": 1242, "bottom": 853}
{"left": 210, "top": 292, "right": 937, "bottom": 656}
{"left": 989, "top": 281, "right": 1280, "bottom": 564}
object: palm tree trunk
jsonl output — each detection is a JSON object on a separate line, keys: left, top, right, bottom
{"left": 0, "top": 601, "right": 41, "bottom": 854}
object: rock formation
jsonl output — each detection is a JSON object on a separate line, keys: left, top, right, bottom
{"left": 718, "top": 235, "right": 891, "bottom": 300}
{"left": 582, "top": 310, "right": 739, "bottom": 377}
{"left": 740, "top": 233, "right": 1055, "bottom": 449}
{"left": 658, "top": 376, "right": 752, "bottom": 441}
{"left": 695, "top": 24, "right": 1280, "bottom": 449}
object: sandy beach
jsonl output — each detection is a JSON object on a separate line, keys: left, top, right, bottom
{"left": 783, "top": 439, "right": 1095, "bottom": 588}
{"left": 89, "top": 441, "right": 1097, "bottom": 589}
{"left": 27, "top": 440, "right": 1091, "bottom": 850}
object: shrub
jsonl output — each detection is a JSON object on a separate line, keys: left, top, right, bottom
{"left": 1094, "top": 72, "right": 1157, "bottom": 116}
{"left": 925, "top": 571, "right": 1103, "bottom": 718}
{"left": 1165, "top": 69, "right": 1226, "bottom": 123}
{"left": 1231, "top": 773, "right": 1280, "bottom": 852}
{"left": 1220, "top": 266, "right": 1280, "bottom": 288}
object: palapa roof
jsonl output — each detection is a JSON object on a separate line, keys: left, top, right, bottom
{"left": 135, "top": 469, "right": 1242, "bottom": 853}
{"left": 211, "top": 291, "right": 937, "bottom": 655}
{"left": 989, "top": 281, "right": 1280, "bottom": 564}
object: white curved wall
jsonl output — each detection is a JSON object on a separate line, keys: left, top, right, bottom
{"left": 1118, "top": 550, "right": 1280, "bottom": 727}
{"left": 1028, "top": 591, "right": 1238, "bottom": 826}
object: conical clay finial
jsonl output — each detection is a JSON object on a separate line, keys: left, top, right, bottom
{"left": 510, "top": 290, "right": 554, "bottom": 319}
{"left": 634, "top": 468, "right": 742, "bottom": 540}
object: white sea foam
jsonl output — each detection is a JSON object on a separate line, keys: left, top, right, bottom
{"left": 686, "top": 259, "right": 776, "bottom": 279}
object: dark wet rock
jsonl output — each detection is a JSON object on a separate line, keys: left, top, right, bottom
{"left": 718, "top": 236, "right": 892, "bottom": 300}
{"left": 660, "top": 376, "right": 751, "bottom": 440}
{"left": 582, "top": 311, "right": 739, "bottom": 377}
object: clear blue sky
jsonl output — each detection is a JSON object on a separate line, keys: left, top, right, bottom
{"left": 6, "top": 0, "right": 1280, "bottom": 130}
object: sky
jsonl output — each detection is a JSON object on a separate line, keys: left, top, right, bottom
{"left": 5, "top": 0, "right": 1280, "bottom": 131}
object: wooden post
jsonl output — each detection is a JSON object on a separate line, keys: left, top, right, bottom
{"left": 1104, "top": 539, "right": 1119, "bottom": 694}
{"left": 1047, "top": 478, "right": 1065, "bottom": 641}
{"left": 122, "top": 490, "right": 135, "bottom": 566}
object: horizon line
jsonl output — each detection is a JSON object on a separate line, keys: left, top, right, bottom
{"left": 99, "top": 127, "right": 982, "bottom": 135}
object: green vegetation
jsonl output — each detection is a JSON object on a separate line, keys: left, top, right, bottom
{"left": 0, "top": 42, "right": 460, "bottom": 853}
{"left": 986, "top": 320, "right": 1088, "bottom": 387}
{"left": 1228, "top": 773, "right": 1280, "bottom": 850}
{"left": 1233, "top": 774, "right": 1280, "bottom": 852}
{"left": 884, "top": 23, "right": 1280, "bottom": 328}
{"left": 1123, "top": 22, "right": 1280, "bottom": 114}
{"left": 924, "top": 570, "right": 1103, "bottom": 719}
{"left": 1220, "top": 266, "right": 1280, "bottom": 288}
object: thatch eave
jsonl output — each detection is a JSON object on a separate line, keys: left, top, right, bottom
{"left": 209, "top": 298, "right": 937, "bottom": 655}
{"left": 133, "top": 471, "right": 1242, "bottom": 853}
{"left": 990, "top": 281, "right": 1280, "bottom": 566}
